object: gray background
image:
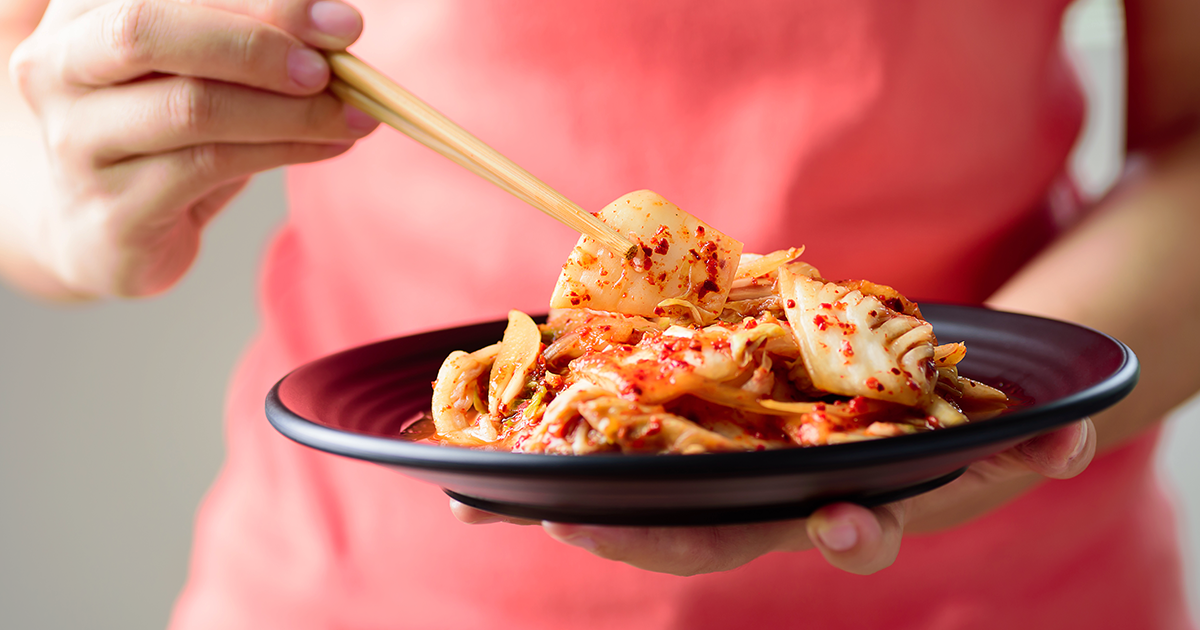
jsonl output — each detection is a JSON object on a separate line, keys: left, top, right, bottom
{"left": 2, "top": 1, "right": 1198, "bottom": 627}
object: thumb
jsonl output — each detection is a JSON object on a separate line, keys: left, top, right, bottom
{"left": 806, "top": 501, "right": 907, "bottom": 575}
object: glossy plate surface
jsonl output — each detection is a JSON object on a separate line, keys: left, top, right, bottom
{"left": 266, "top": 304, "right": 1138, "bottom": 525}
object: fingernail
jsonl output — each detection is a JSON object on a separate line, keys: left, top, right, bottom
{"left": 310, "top": 1, "right": 362, "bottom": 40}
{"left": 344, "top": 104, "right": 379, "bottom": 134}
{"left": 816, "top": 522, "right": 858, "bottom": 552}
{"left": 543, "top": 523, "right": 598, "bottom": 552}
{"left": 287, "top": 47, "right": 328, "bottom": 89}
{"left": 1068, "top": 421, "right": 1088, "bottom": 462}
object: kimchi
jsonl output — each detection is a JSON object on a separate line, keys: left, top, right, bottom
{"left": 430, "top": 190, "right": 1007, "bottom": 454}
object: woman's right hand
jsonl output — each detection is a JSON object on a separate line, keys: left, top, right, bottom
{"left": 7, "top": 0, "right": 378, "bottom": 297}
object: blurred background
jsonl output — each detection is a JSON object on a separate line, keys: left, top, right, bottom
{"left": 2, "top": 0, "right": 1198, "bottom": 627}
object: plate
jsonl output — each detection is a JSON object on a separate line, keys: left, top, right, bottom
{"left": 266, "top": 304, "right": 1138, "bottom": 526}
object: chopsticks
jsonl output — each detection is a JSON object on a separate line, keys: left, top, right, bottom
{"left": 323, "top": 51, "right": 638, "bottom": 259}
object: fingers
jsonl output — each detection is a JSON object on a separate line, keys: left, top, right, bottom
{"left": 8, "top": 0, "right": 373, "bottom": 298}
{"left": 1013, "top": 417, "right": 1095, "bottom": 479}
{"left": 963, "top": 417, "right": 1094, "bottom": 487}
{"left": 453, "top": 500, "right": 905, "bottom": 577}
{"left": 61, "top": 76, "right": 377, "bottom": 164}
{"left": 114, "top": 140, "right": 351, "bottom": 210}
{"left": 57, "top": 0, "right": 329, "bottom": 94}
{"left": 806, "top": 502, "right": 905, "bottom": 575}
{"left": 189, "top": 0, "right": 364, "bottom": 50}
{"left": 51, "top": 140, "right": 350, "bottom": 296}
{"left": 452, "top": 501, "right": 816, "bottom": 576}
{"left": 539, "top": 504, "right": 905, "bottom": 577}
{"left": 540, "top": 519, "right": 811, "bottom": 577}
{"left": 902, "top": 418, "right": 1095, "bottom": 533}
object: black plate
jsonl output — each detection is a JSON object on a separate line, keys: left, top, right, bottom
{"left": 266, "top": 304, "right": 1138, "bottom": 526}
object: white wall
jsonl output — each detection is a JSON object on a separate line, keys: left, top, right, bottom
{"left": 0, "top": 171, "right": 284, "bottom": 629}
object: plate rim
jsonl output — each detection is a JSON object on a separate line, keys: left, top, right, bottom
{"left": 265, "top": 303, "right": 1139, "bottom": 479}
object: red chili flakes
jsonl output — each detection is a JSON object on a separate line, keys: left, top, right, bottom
{"left": 820, "top": 303, "right": 832, "bottom": 309}
{"left": 644, "top": 418, "right": 662, "bottom": 436}
{"left": 649, "top": 225, "right": 672, "bottom": 254}
{"left": 567, "top": 290, "right": 587, "bottom": 306}
{"left": 925, "top": 415, "right": 943, "bottom": 430}
{"left": 866, "top": 377, "right": 884, "bottom": 392}
{"left": 813, "top": 315, "right": 829, "bottom": 331}
{"left": 697, "top": 279, "right": 721, "bottom": 299}
{"left": 704, "top": 257, "right": 720, "bottom": 281}
{"left": 786, "top": 299, "right": 797, "bottom": 308}
{"left": 633, "top": 245, "right": 655, "bottom": 272}
{"left": 840, "top": 340, "right": 854, "bottom": 357}
{"left": 667, "top": 357, "right": 691, "bottom": 371}
{"left": 695, "top": 225, "right": 706, "bottom": 236}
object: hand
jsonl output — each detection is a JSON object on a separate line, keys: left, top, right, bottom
{"left": 7, "top": 0, "right": 379, "bottom": 297}
{"left": 452, "top": 418, "right": 1096, "bottom": 576}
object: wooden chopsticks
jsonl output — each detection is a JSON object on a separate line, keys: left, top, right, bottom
{"left": 323, "top": 51, "right": 637, "bottom": 259}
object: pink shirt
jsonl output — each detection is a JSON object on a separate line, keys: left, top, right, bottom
{"left": 171, "top": 1, "right": 1193, "bottom": 628}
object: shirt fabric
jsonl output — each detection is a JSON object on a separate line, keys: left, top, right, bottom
{"left": 170, "top": 1, "right": 1193, "bottom": 628}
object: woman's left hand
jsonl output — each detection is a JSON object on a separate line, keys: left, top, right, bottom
{"left": 451, "top": 417, "right": 1094, "bottom": 576}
